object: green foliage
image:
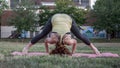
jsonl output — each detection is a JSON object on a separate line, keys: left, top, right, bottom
{"left": 0, "top": 0, "right": 8, "bottom": 23}
{"left": 39, "top": 0, "right": 87, "bottom": 26}
{"left": 10, "top": 9, "right": 36, "bottom": 32}
{"left": 39, "top": 6, "right": 53, "bottom": 26}
{"left": 0, "top": 0, "right": 8, "bottom": 14}
{"left": 54, "top": 0, "right": 87, "bottom": 25}
{"left": 55, "top": 0, "right": 74, "bottom": 10}
{"left": 92, "top": 0, "right": 120, "bottom": 33}
{"left": 9, "top": 0, "right": 37, "bottom": 33}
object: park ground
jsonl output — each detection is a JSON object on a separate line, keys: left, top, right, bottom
{"left": 0, "top": 41, "right": 120, "bottom": 68}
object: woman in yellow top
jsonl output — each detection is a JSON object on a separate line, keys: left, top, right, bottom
{"left": 22, "top": 13, "right": 100, "bottom": 55}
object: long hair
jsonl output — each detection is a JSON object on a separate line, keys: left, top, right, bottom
{"left": 50, "top": 34, "right": 71, "bottom": 56}
{"left": 55, "top": 35, "right": 63, "bottom": 48}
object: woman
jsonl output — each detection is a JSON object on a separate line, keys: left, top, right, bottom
{"left": 22, "top": 13, "right": 100, "bottom": 55}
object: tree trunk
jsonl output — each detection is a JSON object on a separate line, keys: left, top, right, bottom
{"left": 107, "top": 33, "right": 111, "bottom": 40}
{"left": 0, "top": 16, "right": 1, "bottom": 38}
{"left": 111, "top": 31, "right": 116, "bottom": 38}
{"left": 30, "top": 31, "right": 34, "bottom": 38}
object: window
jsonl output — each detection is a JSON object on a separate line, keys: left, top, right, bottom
{"left": 81, "top": 0, "right": 89, "bottom": 6}
{"left": 10, "top": 0, "right": 20, "bottom": 9}
{"left": 81, "top": 0, "right": 89, "bottom": 3}
{"left": 73, "top": 0, "right": 79, "bottom": 2}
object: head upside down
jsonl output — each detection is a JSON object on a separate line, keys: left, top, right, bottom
{"left": 49, "top": 34, "right": 72, "bottom": 56}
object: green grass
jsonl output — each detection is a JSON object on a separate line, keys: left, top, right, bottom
{"left": 0, "top": 42, "right": 120, "bottom": 68}
{"left": 1, "top": 38, "right": 120, "bottom": 43}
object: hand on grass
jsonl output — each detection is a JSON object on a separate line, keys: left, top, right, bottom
{"left": 94, "top": 48, "right": 101, "bottom": 55}
{"left": 90, "top": 43, "right": 101, "bottom": 55}
{"left": 22, "top": 47, "right": 28, "bottom": 54}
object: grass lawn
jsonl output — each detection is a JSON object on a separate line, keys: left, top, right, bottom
{"left": 0, "top": 41, "right": 120, "bottom": 68}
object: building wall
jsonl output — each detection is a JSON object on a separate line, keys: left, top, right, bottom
{"left": 1, "top": 10, "right": 14, "bottom": 26}
{"left": 1, "top": 26, "right": 16, "bottom": 38}
{"left": 1, "top": 26, "right": 43, "bottom": 38}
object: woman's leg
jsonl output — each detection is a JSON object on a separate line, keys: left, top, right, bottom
{"left": 31, "top": 18, "right": 52, "bottom": 44}
{"left": 22, "top": 18, "right": 52, "bottom": 54}
{"left": 71, "top": 19, "right": 100, "bottom": 55}
{"left": 71, "top": 20, "right": 91, "bottom": 45}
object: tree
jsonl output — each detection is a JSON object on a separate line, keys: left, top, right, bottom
{"left": 38, "top": 6, "right": 52, "bottom": 26}
{"left": 92, "top": 0, "right": 120, "bottom": 39}
{"left": 0, "top": 0, "right": 8, "bottom": 24}
{"left": 38, "top": 0, "right": 87, "bottom": 26}
{"left": 9, "top": 0, "right": 37, "bottom": 33}
{"left": 54, "top": 0, "right": 87, "bottom": 25}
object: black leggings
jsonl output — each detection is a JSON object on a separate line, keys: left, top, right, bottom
{"left": 31, "top": 18, "right": 52, "bottom": 44}
{"left": 31, "top": 18, "right": 91, "bottom": 45}
{"left": 70, "top": 19, "right": 90, "bottom": 45}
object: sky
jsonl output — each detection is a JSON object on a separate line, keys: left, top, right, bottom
{"left": 90, "top": 0, "right": 97, "bottom": 8}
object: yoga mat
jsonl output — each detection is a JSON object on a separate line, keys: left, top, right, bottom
{"left": 11, "top": 51, "right": 49, "bottom": 56}
{"left": 72, "top": 52, "right": 119, "bottom": 58}
{"left": 11, "top": 51, "right": 119, "bottom": 58}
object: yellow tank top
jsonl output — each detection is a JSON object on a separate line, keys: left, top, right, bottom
{"left": 51, "top": 14, "right": 72, "bottom": 35}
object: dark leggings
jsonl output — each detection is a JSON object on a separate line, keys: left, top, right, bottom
{"left": 31, "top": 18, "right": 91, "bottom": 45}
{"left": 71, "top": 19, "right": 90, "bottom": 45}
{"left": 31, "top": 18, "right": 52, "bottom": 44}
